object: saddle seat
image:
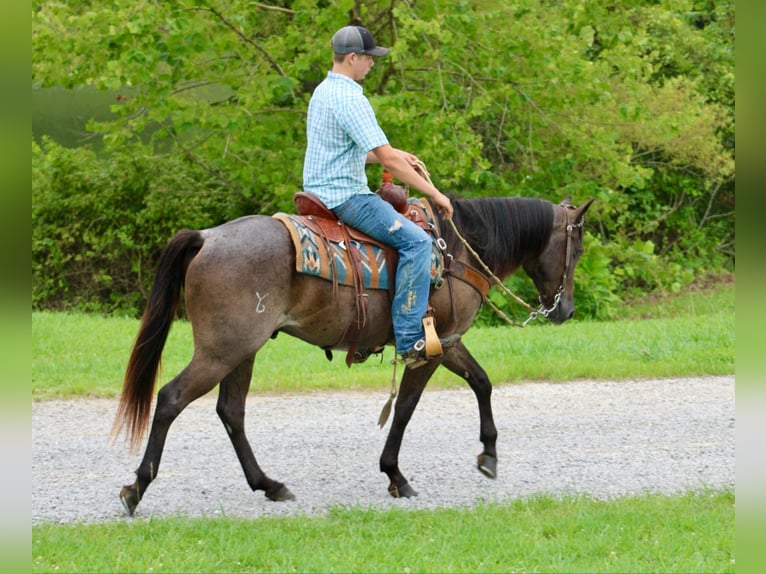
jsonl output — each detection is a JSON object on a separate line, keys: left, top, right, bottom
{"left": 292, "top": 192, "right": 382, "bottom": 247}
{"left": 292, "top": 183, "right": 419, "bottom": 247}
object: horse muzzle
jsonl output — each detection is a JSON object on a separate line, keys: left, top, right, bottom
{"left": 546, "top": 297, "right": 575, "bottom": 324}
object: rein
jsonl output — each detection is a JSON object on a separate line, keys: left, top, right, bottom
{"left": 415, "top": 161, "right": 581, "bottom": 328}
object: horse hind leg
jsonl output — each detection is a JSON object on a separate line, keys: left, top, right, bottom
{"left": 119, "top": 358, "right": 231, "bottom": 516}
{"left": 216, "top": 356, "right": 295, "bottom": 502}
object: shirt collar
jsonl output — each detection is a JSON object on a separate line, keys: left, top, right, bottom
{"left": 326, "top": 71, "right": 362, "bottom": 92}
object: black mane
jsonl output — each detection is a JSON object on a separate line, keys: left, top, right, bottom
{"left": 438, "top": 197, "right": 554, "bottom": 277}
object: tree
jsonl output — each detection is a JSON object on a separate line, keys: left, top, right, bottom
{"left": 33, "top": 0, "right": 734, "bottom": 315}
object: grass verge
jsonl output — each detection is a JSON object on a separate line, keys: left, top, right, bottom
{"left": 32, "top": 491, "right": 734, "bottom": 573}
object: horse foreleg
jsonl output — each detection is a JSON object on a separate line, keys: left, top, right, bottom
{"left": 379, "top": 360, "right": 441, "bottom": 498}
{"left": 442, "top": 342, "right": 498, "bottom": 479}
{"left": 216, "top": 357, "right": 295, "bottom": 502}
{"left": 120, "top": 360, "right": 227, "bottom": 516}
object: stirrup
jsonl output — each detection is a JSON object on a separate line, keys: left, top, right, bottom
{"left": 422, "top": 315, "right": 442, "bottom": 358}
{"left": 398, "top": 339, "right": 429, "bottom": 369}
{"left": 397, "top": 334, "right": 461, "bottom": 369}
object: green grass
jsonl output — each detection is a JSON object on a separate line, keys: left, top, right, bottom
{"left": 32, "top": 279, "right": 734, "bottom": 400}
{"left": 32, "top": 491, "right": 734, "bottom": 573}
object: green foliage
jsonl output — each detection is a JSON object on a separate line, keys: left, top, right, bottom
{"left": 32, "top": 0, "right": 734, "bottom": 314}
{"left": 32, "top": 138, "right": 229, "bottom": 312}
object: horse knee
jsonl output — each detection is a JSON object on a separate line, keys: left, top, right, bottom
{"left": 216, "top": 402, "right": 245, "bottom": 435}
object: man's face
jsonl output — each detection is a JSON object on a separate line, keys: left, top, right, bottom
{"left": 351, "top": 53, "right": 375, "bottom": 81}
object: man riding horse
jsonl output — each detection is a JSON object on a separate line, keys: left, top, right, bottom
{"left": 112, "top": 24, "right": 594, "bottom": 515}
{"left": 302, "top": 25, "right": 454, "bottom": 368}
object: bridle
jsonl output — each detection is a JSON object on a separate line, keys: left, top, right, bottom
{"left": 519, "top": 204, "right": 584, "bottom": 326}
{"left": 447, "top": 203, "right": 585, "bottom": 328}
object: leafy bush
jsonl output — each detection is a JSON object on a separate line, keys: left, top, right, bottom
{"left": 32, "top": 138, "right": 228, "bottom": 313}
{"left": 32, "top": 0, "right": 734, "bottom": 316}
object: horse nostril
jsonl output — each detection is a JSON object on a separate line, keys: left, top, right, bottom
{"left": 567, "top": 309, "right": 575, "bottom": 320}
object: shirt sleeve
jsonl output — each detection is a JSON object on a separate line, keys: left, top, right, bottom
{"left": 335, "top": 93, "right": 389, "bottom": 153}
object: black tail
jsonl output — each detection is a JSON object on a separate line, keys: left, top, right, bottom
{"left": 111, "top": 230, "right": 204, "bottom": 451}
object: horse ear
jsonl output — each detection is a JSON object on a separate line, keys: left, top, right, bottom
{"left": 574, "top": 198, "right": 595, "bottom": 221}
{"left": 559, "top": 196, "right": 572, "bottom": 207}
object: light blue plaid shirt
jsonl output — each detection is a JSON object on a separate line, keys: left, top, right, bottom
{"left": 303, "top": 72, "right": 389, "bottom": 208}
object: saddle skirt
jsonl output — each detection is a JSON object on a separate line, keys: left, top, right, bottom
{"left": 273, "top": 197, "right": 444, "bottom": 292}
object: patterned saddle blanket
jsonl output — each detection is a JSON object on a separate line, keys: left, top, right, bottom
{"left": 273, "top": 198, "right": 444, "bottom": 291}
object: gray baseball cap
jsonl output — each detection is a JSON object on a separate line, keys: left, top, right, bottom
{"left": 331, "top": 25, "right": 389, "bottom": 57}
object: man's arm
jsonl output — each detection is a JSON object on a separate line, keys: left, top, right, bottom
{"left": 369, "top": 145, "right": 453, "bottom": 219}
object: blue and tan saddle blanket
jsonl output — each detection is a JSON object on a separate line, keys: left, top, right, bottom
{"left": 273, "top": 195, "right": 444, "bottom": 292}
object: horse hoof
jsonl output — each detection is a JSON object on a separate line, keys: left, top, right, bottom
{"left": 477, "top": 454, "right": 497, "bottom": 479}
{"left": 120, "top": 485, "right": 139, "bottom": 516}
{"left": 265, "top": 484, "right": 295, "bottom": 502}
{"left": 388, "top": 481, "right": 418, "bottom": 498}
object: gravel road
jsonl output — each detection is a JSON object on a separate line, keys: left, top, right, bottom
{"left": 32, "top": 376, "right": 734, "bottom": 525}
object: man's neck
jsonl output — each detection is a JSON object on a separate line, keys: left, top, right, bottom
{"left": 331, "top": 63, "right": 354, "bottom": 79}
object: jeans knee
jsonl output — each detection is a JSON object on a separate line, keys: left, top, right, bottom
{"left": 412, "top": 237, "right": 432, "bottom": 261}
{"left": 400, "top": 239, "right": 431, "bottom": 264}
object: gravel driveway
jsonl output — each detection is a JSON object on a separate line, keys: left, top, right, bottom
{"left": 32, "top": 376, "right": 734, "bottom": 525}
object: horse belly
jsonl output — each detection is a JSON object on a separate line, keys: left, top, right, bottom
{"left": 281, "top": 277, "right": 393, "bottom": 351}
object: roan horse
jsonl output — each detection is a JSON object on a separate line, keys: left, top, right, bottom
{"left": 112, "top": 194, "right": 593, "bottom": 515}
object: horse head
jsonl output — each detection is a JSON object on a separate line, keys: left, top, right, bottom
{"left": 522, "top": 197, "right": 594, "bottom": 324}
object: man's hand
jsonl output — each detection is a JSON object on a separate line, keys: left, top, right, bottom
{"left": 431, "top": 191, "right": 454, "bottom": 220}
{"left": 397, "top": 150, "right": 431, "bottom": 180}
{"left": 397, "top": 149, "right": 420, "bottom": 167}
{"left": 397, "top": 151, "right": 452, "bottom": 219}
{"left": 374, "top": 145, "right": 453, "bottom": 218}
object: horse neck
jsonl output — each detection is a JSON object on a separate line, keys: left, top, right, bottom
{"left": 446, "top": 197, "right": 554, "bottom": 278}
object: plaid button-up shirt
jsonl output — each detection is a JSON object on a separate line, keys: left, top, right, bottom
{"left": 303, "top": 72, "right": 389, "bottom": 208}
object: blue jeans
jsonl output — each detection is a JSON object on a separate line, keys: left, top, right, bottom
{"left": 332, "top": 194, "right": 432, "bottom": 354}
